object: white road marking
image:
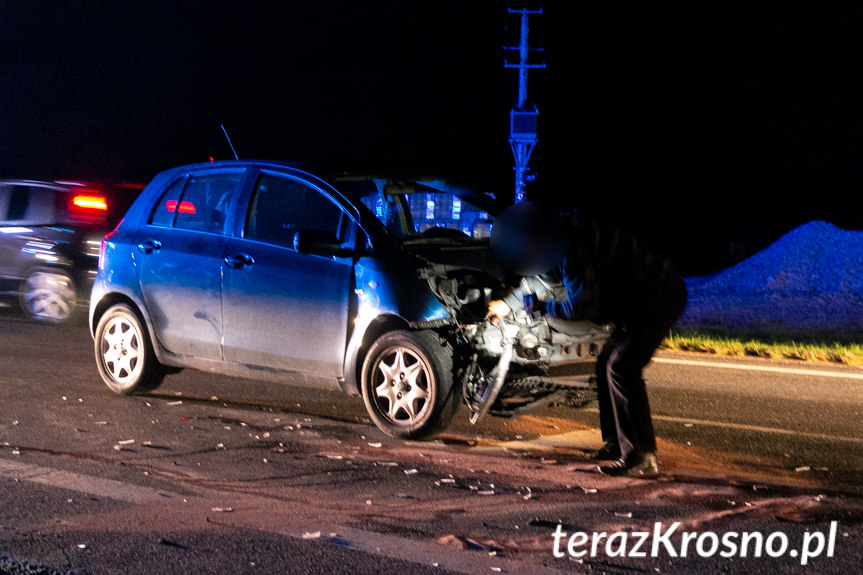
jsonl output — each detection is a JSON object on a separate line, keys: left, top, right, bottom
{"left": 581, "top": 407, "right": 863, "bottom": 445}
{"left": 0, "top": 458, "right": 177, "bottom": 503}
{"left": 653, "top": 357, "right": 863, "bottom": 380}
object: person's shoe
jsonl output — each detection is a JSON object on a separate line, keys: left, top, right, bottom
{"left": 598, "top": 452, "right": 659, "bottom": 478}
{"left": 588, "top": 442, "right": 621, "bottom": 460}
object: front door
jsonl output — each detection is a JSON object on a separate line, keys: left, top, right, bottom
{"left": 221, "top": 172, "right": 353, "bottom": 376}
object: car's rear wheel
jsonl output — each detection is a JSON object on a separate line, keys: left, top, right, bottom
{"left": 19, "top": 270, "right": 76, "bottom": 323}
{"left": 94, "top": 304, "right": 164, "bottom": 395}
{"left": 361, "top": 330, "right": 459, "bottom": 440}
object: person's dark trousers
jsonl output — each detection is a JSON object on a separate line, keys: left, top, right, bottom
{"left": 594, "top": 279, "right": 688, "bottom": 460}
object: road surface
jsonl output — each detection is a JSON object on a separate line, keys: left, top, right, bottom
{"left": 1, "top": 308, "right": 861, "bottom": 574}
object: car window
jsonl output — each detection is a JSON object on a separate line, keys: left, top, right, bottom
{"left": 149, "top": 178, "right": 187, "bottom": 227}
{"left": 245, "top": 173, "right": 345, "bottom": 249}
{"left": 172, "top": 173, "right": 242, "bottom": 234}
{"left": 0, "top": 185, "right": 55, "bottom": 224}
{"left": 359, "top": 190, "right": 493, "bottom": 239}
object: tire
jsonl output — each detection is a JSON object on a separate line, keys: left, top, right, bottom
{"left": 361, "top": 330, "right": 459, "bottom": 440}
{"left": 19, "top": 270, "right": 77, "bottom": 323}
{"left": 94, "top": 303, "right": 165, "bottom": 395}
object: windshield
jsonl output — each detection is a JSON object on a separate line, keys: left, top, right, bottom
{"left": 358, "top": 189, "right": 494, "bottom": 240}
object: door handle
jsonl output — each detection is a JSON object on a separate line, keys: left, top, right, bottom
{"left": 137, "top": 239, "right": 161, "bottom": 254}
{"left": 224, "top": 253, "right": 255, "bottom": 269}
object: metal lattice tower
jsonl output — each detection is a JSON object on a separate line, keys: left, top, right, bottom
{"left": 505, "top": 6, "right": 545, "bottom": 202}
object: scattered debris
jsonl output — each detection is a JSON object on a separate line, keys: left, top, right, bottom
{"left": 367, "top": 442, "right": 382, "bottom": 448}
{"left": 795, "top": 465, "right": 811, "bottom": 472}
{"left": 404, "top": 468, "right": 418, "bottom": 475}
{"left": 614, "top": 511, "right": 633, "bottom": 518}
{"left": 166, "top": 401, "right": 183, "bottom": 406}
{"left": 582, "top": 488, "right": 598, "bottom": 494}
{"left": 440, "top": 478, "right": 456, "bottom": 484}
{"left": 301, "top": 531, "right": 321, "bottom": 539}
{"left": 477, "top": 490, "right": 495, "bottom": 496}
{"left": 211, "top": 507, "right": 233, "bottom": 513}
{"left": 77, "top": 544, "right": 87, "bottom": 550}
{"left": 117, "top": 439, "right": 135, "bottom": 445}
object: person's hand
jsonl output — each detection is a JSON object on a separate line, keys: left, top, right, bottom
{"left": 486, "top": 300, "right": 512, "bottom": 324}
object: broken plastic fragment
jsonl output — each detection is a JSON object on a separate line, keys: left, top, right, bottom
{"left": 367, "top": 442, "right": 382, "bottom": 448}
{"left": 404, "top": 468, "right": 418, "bottom": 475}
{"left": 117, "top": 439, "right": 135, "bottom": 445}
{"left": 440, "top": 478, "right": 456, "bottom": 483}
{"left": 795, "top": 465, "right": 811, "bottom": 472}
{"left": 211, "top": 507, "right": 233, "bottom": 512}
{"left": 477, "top": 490, "right": 495, "bottom": 496}
{"left": 302, "top": 531, "right": 321, "bottom": 539}
{"left": 166, "top": 401, "right": 183, "bottom": 406}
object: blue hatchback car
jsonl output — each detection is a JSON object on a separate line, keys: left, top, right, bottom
{"left": 90, "top": 161, "right": 606, "bottom": 438}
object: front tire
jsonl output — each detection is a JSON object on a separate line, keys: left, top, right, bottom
{"left": 94, "top": 304, "right": 164, "bottom": 395}
{"left": 361, "top": 330, "right": 458, "bottom": 440}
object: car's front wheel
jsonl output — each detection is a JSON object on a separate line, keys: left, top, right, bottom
{"left": 361, "top": 330, "right": 459, "bottom": 440}
{"left": 94, "top": 304, "right": 164, "bottom": 395}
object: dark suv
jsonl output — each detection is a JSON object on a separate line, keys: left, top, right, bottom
{"left": 90, "top": 161, "right": 607, "bottom": 438}
{"left": 0, "top": 180, "right": 143, "bottom": 322}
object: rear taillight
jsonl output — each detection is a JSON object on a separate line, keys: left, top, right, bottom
{"left": 69, "top": 191, "right": 109, "bottom": 223}
{"left": 72, "top": 195, "right": 108, "bottom": 211}
{"left": 98, "top": 223, "right": 121, "bottom": 271}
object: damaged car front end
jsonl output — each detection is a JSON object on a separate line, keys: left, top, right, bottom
{"left": 337, "top": 175, "right": 610, "bottom": 436}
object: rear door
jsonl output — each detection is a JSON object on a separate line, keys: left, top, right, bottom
{"left": 221, "top": 171, "right": 354, "bottom": 376}
{"left": 134, "top": 170, "right": 245, "bottom": 360}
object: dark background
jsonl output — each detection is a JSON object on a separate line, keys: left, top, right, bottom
{"left": 2, "top": 1, "right": 861, "bottom": 275}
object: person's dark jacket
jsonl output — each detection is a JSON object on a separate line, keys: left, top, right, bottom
{"left": 504, "top": 215, "right": 686, "bottom": 326}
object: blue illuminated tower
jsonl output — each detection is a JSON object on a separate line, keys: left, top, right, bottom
{"left": 505, "top": 6, "right": 545, "bottom": 202}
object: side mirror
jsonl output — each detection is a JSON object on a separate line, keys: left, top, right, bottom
{"left": 293, "top": 230, "right": 352, "bottom": 258}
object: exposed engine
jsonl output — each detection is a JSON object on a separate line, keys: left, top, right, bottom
{"left": 419, "top": 263, "right": 611, "bottom": 424}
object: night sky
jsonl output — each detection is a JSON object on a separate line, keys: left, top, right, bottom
{"left": 2, "top": 1, "right": 861, "bottom": 273}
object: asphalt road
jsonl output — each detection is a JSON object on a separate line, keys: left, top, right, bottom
{"left": 1, "top": 306, "right": 862, "bottom": 574}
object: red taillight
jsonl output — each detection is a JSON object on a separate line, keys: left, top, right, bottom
{"left": 72, "top": 194, "right": 108, "bottom": 211}
{"left": 165, "top": 200, "right": 196, "bottom": 214}
{"left": 68, "top": 191, "right": 109, "bottom": 224}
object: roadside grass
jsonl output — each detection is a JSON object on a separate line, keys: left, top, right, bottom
{"left": 661, "top": 328, "right": 863, "bottom": 367}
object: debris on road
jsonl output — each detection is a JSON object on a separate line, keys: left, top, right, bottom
{"left": 117, "top": 439, "right": 135, "bottom": 445}
{"left": 211, "top": 507, "right": 233, "bottom": 513}
{"left": 301, "top": 531, "right": 321, "bottom": 539}
{"left": 404, "top": 468, "right": 418, "bottom": 475}
{"left": 166, "top": 401, "right": 183, "bottom": 406}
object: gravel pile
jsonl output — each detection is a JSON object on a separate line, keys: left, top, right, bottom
{"left": 0, "top": 555, "right": 74, "bottom": 575}
{"left": 680, "top": 221, "right": 863, "bottom": 333}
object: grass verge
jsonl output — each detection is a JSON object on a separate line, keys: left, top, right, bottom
{"left": 661, "top": 328, "right": 863, "bottom": 366}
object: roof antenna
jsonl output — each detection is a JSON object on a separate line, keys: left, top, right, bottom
{"left": 220, "top": 124, "right": 239, "bottom": 160}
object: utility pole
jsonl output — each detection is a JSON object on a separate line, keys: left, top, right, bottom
{"left": 504, "top": 6, "right": 545, "bottom": 202}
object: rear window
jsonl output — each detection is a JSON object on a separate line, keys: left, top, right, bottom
{"left": 147, "top": 172, "right": 243, "bottom": 234}
{"left": 0, "top": 185, "right": 56, "bottom": 224}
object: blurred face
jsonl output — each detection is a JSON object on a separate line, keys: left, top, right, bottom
{"left": 490, "top": 201, "right": 569, "bottom": 276}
